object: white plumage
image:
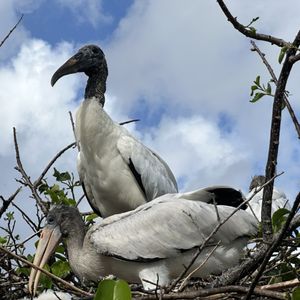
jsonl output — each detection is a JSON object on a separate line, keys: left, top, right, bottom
{"left": 246, "top": 175, "right": 291, "bottom": 222}
{"left": 75, "top": 97, "right": 177, "bottom": 217}
{"left": 29, "top": 187, "right": 257, "bottom": 293}
{"left": 51, "top": 45, "right": 178, "bottom": 217}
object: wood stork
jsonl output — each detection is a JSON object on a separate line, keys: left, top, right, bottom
{"left": 29, "top": 187, "right": 257, "bottom": 294}
{"left": 51, "top": 45, "right": 178, "bottom": 217}
{"left": 246, "top": 175, "right": 291, "bottom": 222}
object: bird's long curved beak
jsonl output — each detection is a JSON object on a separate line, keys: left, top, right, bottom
{"left": 51, "top": 55, "right": 81, "bottom": 86}
{"left": 28, "top": 226, "right": 62, "bottom": 295}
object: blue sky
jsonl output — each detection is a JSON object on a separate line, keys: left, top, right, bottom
{"left": 1, "top": 0, "right": 300, "bottom": 244}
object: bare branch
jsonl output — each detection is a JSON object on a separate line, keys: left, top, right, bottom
{"left": 0, "top": 14, "right": 23, "bottom": 48}
{"left": 262, "top": 30, "right": 300, "bottom": 242}
{"left": 34, "top": 142, "right": 76, "bottom": 187}
{"left": 261, "top": 278, "right": 300, "bottom": 291}
{"left": 216, "top": 0, "right": 288, "bottom": 47}
{"left": 119, "top": 119, "right": 140, "bottom": 126}
{"left": 13, "top": 127, "right": 49, "bottom": 215}
{"left": 0, "top": 245, "right": 93, "bottom": 297}
{"left": 0, "top": 187, "right": 21, "bottom": 218}
{"left": 250, "top": 40, "right": 300, "bottom": 138}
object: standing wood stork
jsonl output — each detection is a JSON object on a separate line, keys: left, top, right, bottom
{"left": 246, "top": 175, "right": 291, "bottom": 222}
{"left": 51, "top": 45, "right": 178, "bottom": 217}
{"left": 29, "top": 187, "right": 257, "bottom": 294}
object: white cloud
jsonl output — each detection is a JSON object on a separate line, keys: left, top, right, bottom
{"left": 142, "top": 115, "right": 250, "bottom": 191}
{"left": 56, "top": 0, "right": 112, "bottom": 27}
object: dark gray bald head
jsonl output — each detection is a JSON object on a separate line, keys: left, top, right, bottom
{"left": 46, "top": 205, "right": 85, "bottom": 238}
{"left": 249, "top": 175, "right": 266, "bottom": 192}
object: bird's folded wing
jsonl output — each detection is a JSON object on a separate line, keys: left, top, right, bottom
{"left": 117, "top": 134, "right": 178, "bottom": 201}
{"left": 89, "top": 198, "right": 258, "bottom": 262}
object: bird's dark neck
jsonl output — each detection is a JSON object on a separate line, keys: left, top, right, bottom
{"left": 85, "top": 73, "right": 106, "bottom": 106}
{"left": 65, "top": 218, "right": 86, "bottom": 257}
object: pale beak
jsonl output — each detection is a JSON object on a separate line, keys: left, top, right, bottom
{"left": 51, "top": 57, "right": 80, "bottom": 86}
{"left": 28, "top": 226, "right": 62, "bottom": 295}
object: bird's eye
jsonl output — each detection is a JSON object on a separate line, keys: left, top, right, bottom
{"left": 47, "top": 216, "right": 55, "bottom": 224}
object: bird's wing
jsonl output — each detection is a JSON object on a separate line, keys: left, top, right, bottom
{"left": 272, "top": 187, "right": 291, "bottom": 211}
{"left": 246, "top": 187, "right": 291, "bottom": 221}
{"left": 117, "top": 134, "right": 178, "bottom": 201}
{"left": 177, "top": 186, "right": 246, "bottom": 208}
{"left": 77, "top": 152, "right": 102, "bottom": 216}
{"left": 89, "top": 197, "right": 257, "bottom": 262}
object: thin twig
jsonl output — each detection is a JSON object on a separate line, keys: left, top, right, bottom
{"left": 0, "top": 245, "right": 93, "bottom": 297}
{"left": 216, "top": 0, "right": 288, "bottom": 47}
{"left": 119, "top": 119, "right": 140, "bottom": 125}
{"left": 250, "top": 40, "right": 300, "bottom": 138}
{"left": 0, "top": 187, "right": 22, "bottom": 218}
{"left": 34, "top": 141, "right": 76, "bottom": 187}
{"left": 69, "top": 111, "right": 79, "bottom": 151}
{"left": 11, "top": 202, "right": 38, "bottom": 232}
{"left": 178, "top": 242, "right": 221, "bottom": 291}
{"left": 0, "top": 14, "right": 24, "bottom": 48}
{"left": 13, "top": 127, "right": 48, "bottom": 215}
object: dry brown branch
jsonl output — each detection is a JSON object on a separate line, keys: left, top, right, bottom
{"left": 0, "top": 245, "right": 93, "bottom": 297}
{"left": 261, "top": 30, "right": 300, "bottom": 243}
{"left": 0, "top": 14, "right": 23, "bottom": 48}
{"left": 261, "top": 278, "right": 300, "bottom": 290}
{"left": 216, "top": 0, "right": 288, "bottom": 47}
{"left": 0, "top": 187, "right": 21, "bottom": 218}
{"left": 250, "top": 40, "right": 300, "bottom": 138}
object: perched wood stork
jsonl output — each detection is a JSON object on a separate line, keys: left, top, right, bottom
{"left": 29, "top": 187, "right": 257, "bottom": 294}
{"left": 246, "top": 175, "right": 291, "bottom": 222}
{"left": 51, "top": 45, "right": 178, "bottom": 217}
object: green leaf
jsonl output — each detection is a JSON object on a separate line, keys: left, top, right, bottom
{"left": 94, "top": 279, "right": 115, "bottom": 300}
{"left": 254, "top": 75, "right": 260, "bottom": 86}
{"left": 39, "top": 264, "right": 52, "bottom": 290}
{"left": 94, "top": 279, "right": 131, "bottom": 300}
{"left": 249, "top": 26, "right": 256, "bottom": 34}
{"left": 292, "top": 287, "right": 300, "bottom": 300}
{"left": 53, "top": 168, "right": 71, "bottom": 182}
{"left": 250, "top": 92, "right": 265, "bottom": 103}
{"left": 278, "top": 46, "right": 288, "bottom": 64}
{"left": 86, "top": 213, "right": 99, "bottom": 222}
{"left": 16, "top": 267, "right": 30, "bottom": 276}
{"left": 272, "top": 208, "right": 290, "bottom": 233}
{"left": 51, "top": 260, "right": 71, "bottom": 278}
{"left": 250, "top": 85, "right": 258, "bottom": 96}
{"left": 0, "top": 236, "right": 7, "bottom": 244}
{"left": 113, "top": 279, "right": 132, "bottom": 300}
{"left": 38, "top": 182, "right": 49, "bottom": 193}
{"left": 266, "top": 82, "right": 272, "bottom": 94}
{"left": 5, "top": 211, "right": 14, "bottom": 221}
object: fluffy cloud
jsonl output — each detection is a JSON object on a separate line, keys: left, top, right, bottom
{"left": 142, "top": 115, "right": 250, "bottom": 191}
